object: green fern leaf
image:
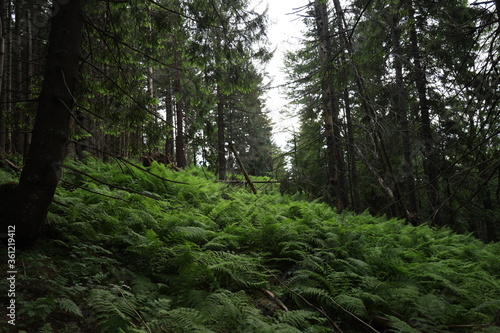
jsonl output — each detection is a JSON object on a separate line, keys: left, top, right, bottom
{"left": 56, "top": 297, "right": 83, "bottom": 317}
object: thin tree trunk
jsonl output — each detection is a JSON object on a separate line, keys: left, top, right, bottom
{"left": 164, "top": 75, "right": 175, "bottom": 162}
{"left": 343, "top": 89, "right": 361, "bottom": 211}
{"left": 409, "top": 3, "right": 442, "bottom": 226}
{"left": 24, "top": 9, "right": 33, "bottom": 155}
{"left": 391, "top": 12, "right": 418, "bottom": 223}
{"left": 332, "top": 0, "right": 405, "bottom": 218}
{"left": 13, "top": 0, "right": 25, "bottom": 156}
{"left": 313, "top": 0, "right": 348, "bottom": 212}
{"left": 0, "top": 6, "right": 4, "bottom": 98}
{"left": 174, "top": 69, "right": 186, "bottom": 168}
{"left": 2, "top": 0, "right": 85, "bottom": 245}
{"left": 229, "top": 142, "right": 257, "bottom": 194}
{"left": 217, "top": 86, "right": 226, "bottom": 180}
{"left": 0, "top": 9, "right": 5, "bottom": 152}
{"left": 331, "top": 0, "right": 361, "bottom": 211}
{"left": 5, "top": 0, "right": 12, "bottom": 153}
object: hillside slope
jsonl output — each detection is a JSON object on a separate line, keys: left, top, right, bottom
{"left": 1, "top": 159, "right": 499, "bottom": 333}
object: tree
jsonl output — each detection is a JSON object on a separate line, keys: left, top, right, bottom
{"left": 2, "top": 0, "right": 85, "bottom": 244}
{"left": 185, "top": 0, "right": 270, "bottom": 180}
{"left": 390, "top": 3, "right": 418, "bottom": 222}
{"left": 284, "top": 0, "right": 499, "bottom": 239}
{"left": 313, "top": 0, "right": 348, "bottom": 212}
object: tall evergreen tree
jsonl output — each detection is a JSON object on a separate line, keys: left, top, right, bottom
{"left": 2, "top": 0, "right": 85, "bottom": 244}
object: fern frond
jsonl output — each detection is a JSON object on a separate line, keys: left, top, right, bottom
{"left": 56, "top": 298, "right": 83, "bottom": 317}
{"left": 334, "top": 294, "right": 367, "bottom": 317}
{"left": 277, "top": 309, "right": 324, "bottom": 330}
{"left": 201, "top": 251, "right": 268, "bottom": 289}
{"left": 174, "top": 226, "right": 216, "bottom": 244}
{"left": 386, "top": 315, "right": 420, "bottom": 333}
{"left": 87, "top": 287, "right": 139, "bottom": 333}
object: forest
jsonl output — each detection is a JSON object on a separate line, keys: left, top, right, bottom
{"left": 0, "top": 0, "right": 499, "bottom": 332}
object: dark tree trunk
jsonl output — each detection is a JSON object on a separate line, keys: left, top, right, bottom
{"left": 217, "top": 87, "right": 226, "bottom": 180}
{"left": 4, "top": 0, "right": 12, "bottom": 154}
{"left": 313, "top": 0, "right": 348, "bottom": 212}
{"left": 24, "top": 9, "right": 33, "bottom": 155}
{"left": 409, "top": 3, "right": 442, "bottom": 226}
{"left": 164, "top": 75, "right": 175, "bottom": 162}
{"left": 0, "top": 6, "right": 5, "bottom": 152}
{"left": 13, "top": 0, "right": 25, "bottom": 156}
{"left": 332, "top": 0, "right": 405, "bottom": 218}
{"left": 331, "top": 0, "right": 360, "bottom": 211}
{"left": 391, "top": 13, "right": 418, "bottom": 223}
{"left": 2, "top": 0, "right": 84, "bottom": 245}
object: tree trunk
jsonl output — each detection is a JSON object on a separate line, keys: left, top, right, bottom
{"left": 217, "top": 87, "right": 226, "bottom": 180}
{"left": 0, "top": 8, "right": 5, "bottom": 152}
{"left": 331, "top": 0, "right": 360, "bottom": 211}
{"left": 313, "top": 0, "right": 348, "bottom": 212}
{"left": 391, "top": 12, "right": 418, "bottom": 223}
{"left": 409, "top": 3, "right": 442, "bottom": 226}
{"left": 174, "top": 56, "right": 186, "bottom": 168}
{"left": 2, "top": 0, "right": 84, "bottom": 245}
{"left": 164, "top": 74, "right": 175, "bottom": 162}
{"left": 332, "top": 0, "right": 405, "bottom": 218}
{"left": 4, "top": 0, "right": 12, "bottom": 153}
{"left": 24, "top": 9, "right": 34, "bottom": 155}
{"left": 13, "top": 0, "right": 25, "bottom": 156}
{"left": 343, "top": 89, "right": 361, "bottom": 212}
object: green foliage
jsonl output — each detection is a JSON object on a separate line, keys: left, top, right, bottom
{"left": 2, "top": 160, "right": 499, "bottom": 332}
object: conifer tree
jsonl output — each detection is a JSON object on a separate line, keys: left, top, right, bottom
{"left": 3, "top": 0, "right": 85, "bottom": 244}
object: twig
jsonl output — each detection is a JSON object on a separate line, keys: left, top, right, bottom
{"left": 66, "top": 140, "right": 188, "bottom": 185}
{"left": 52, "top": 199, "right": 71, "bottom": 208}
{"left": 60, "top": 179, "right": 131, "bottom": 203}
{"left": 117, "top": 288, "right": 153, "bottom": 333}
{"left": 261, "top": 265, "right": 343, "bottom": 333}
{"left": 261, "top": 288, "right": 289, "bottom": 312}
{"left": 3, "top": 158, "right": 22, "bottom": 172}
{"left": 60, "top": 165, "right": 159, "bottom": 200}
{"left": 217, "top": 180, "right": 281, "bottom": 184}
{"left": 261, "top": 265, "right": 382, "bottom": 333}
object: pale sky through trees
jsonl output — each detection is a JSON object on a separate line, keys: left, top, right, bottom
{"left": 254, "top": 0, "right": 308, "bottom": 148}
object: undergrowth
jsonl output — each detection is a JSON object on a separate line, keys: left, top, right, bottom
{"left": 1, "top": 158, "right": 499, "bottom": 332}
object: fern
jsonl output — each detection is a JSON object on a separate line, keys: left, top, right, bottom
{"left": 87, "top": 286, "right": 138, "bottom": 333}
{"left": 200, "top": 251, "right": 268, "bottom": 289}
{"left": 8, "top": 158, "right": 500, "bottom": 332}
{"left": 38, "top": 323, "right": 54, "bottom": 333}
{"left": 56, "top": 297, "right": 83, "bottom": 317}
{"left": 277, "top": 309, "right": 325, "bottom": 331}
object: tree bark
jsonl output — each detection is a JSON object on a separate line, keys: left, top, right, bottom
{"left": 2, "top": 0, "right": 84, "bottom": 245}
{"left": 0, "top": 9, "right": 5, "bottom": 152}
{"left": 4, "top": 0, "right": 13, "bottom": 153}
{"left": 229, "top": 142, "right": 257, "bottom": 194}
{"left": 391, "top": 12, "right": 418, "bottom": 223}
{"left": 217, "top": 87, "right": 226, "bottom": 180}
{"left": 331, "top": 0, "right": 361, "bottom": 211}
{"left": 332, "top": 0, "right": 405, "bottom": 218}
{"left": 313, "top": 0, "right": 348, "bottom": 212}
{"left": 343, "top": 89, "right": 361, "bottom": 211}
{"left": 409, "top": 2, "right": 442, "bottom": 226}
{"left": 13, "top": 0, "right": 25, "bottom": 156}
{"left": 164, "top": 74, "right": 175, "bottom": 162}
{"left": 174, "top": 58, "right": 186, "bottom": 168}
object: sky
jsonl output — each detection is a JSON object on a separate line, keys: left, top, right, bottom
{"left": 252, "top": 0, "right": 309, "bottom": 149}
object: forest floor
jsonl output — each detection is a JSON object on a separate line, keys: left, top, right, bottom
{"left": 1, "top": 158, "right": 499, "bottom": 333}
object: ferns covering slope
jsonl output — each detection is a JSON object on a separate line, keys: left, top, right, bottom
{"left": 1, "top": 159, "right": 499, "bottom": 333}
